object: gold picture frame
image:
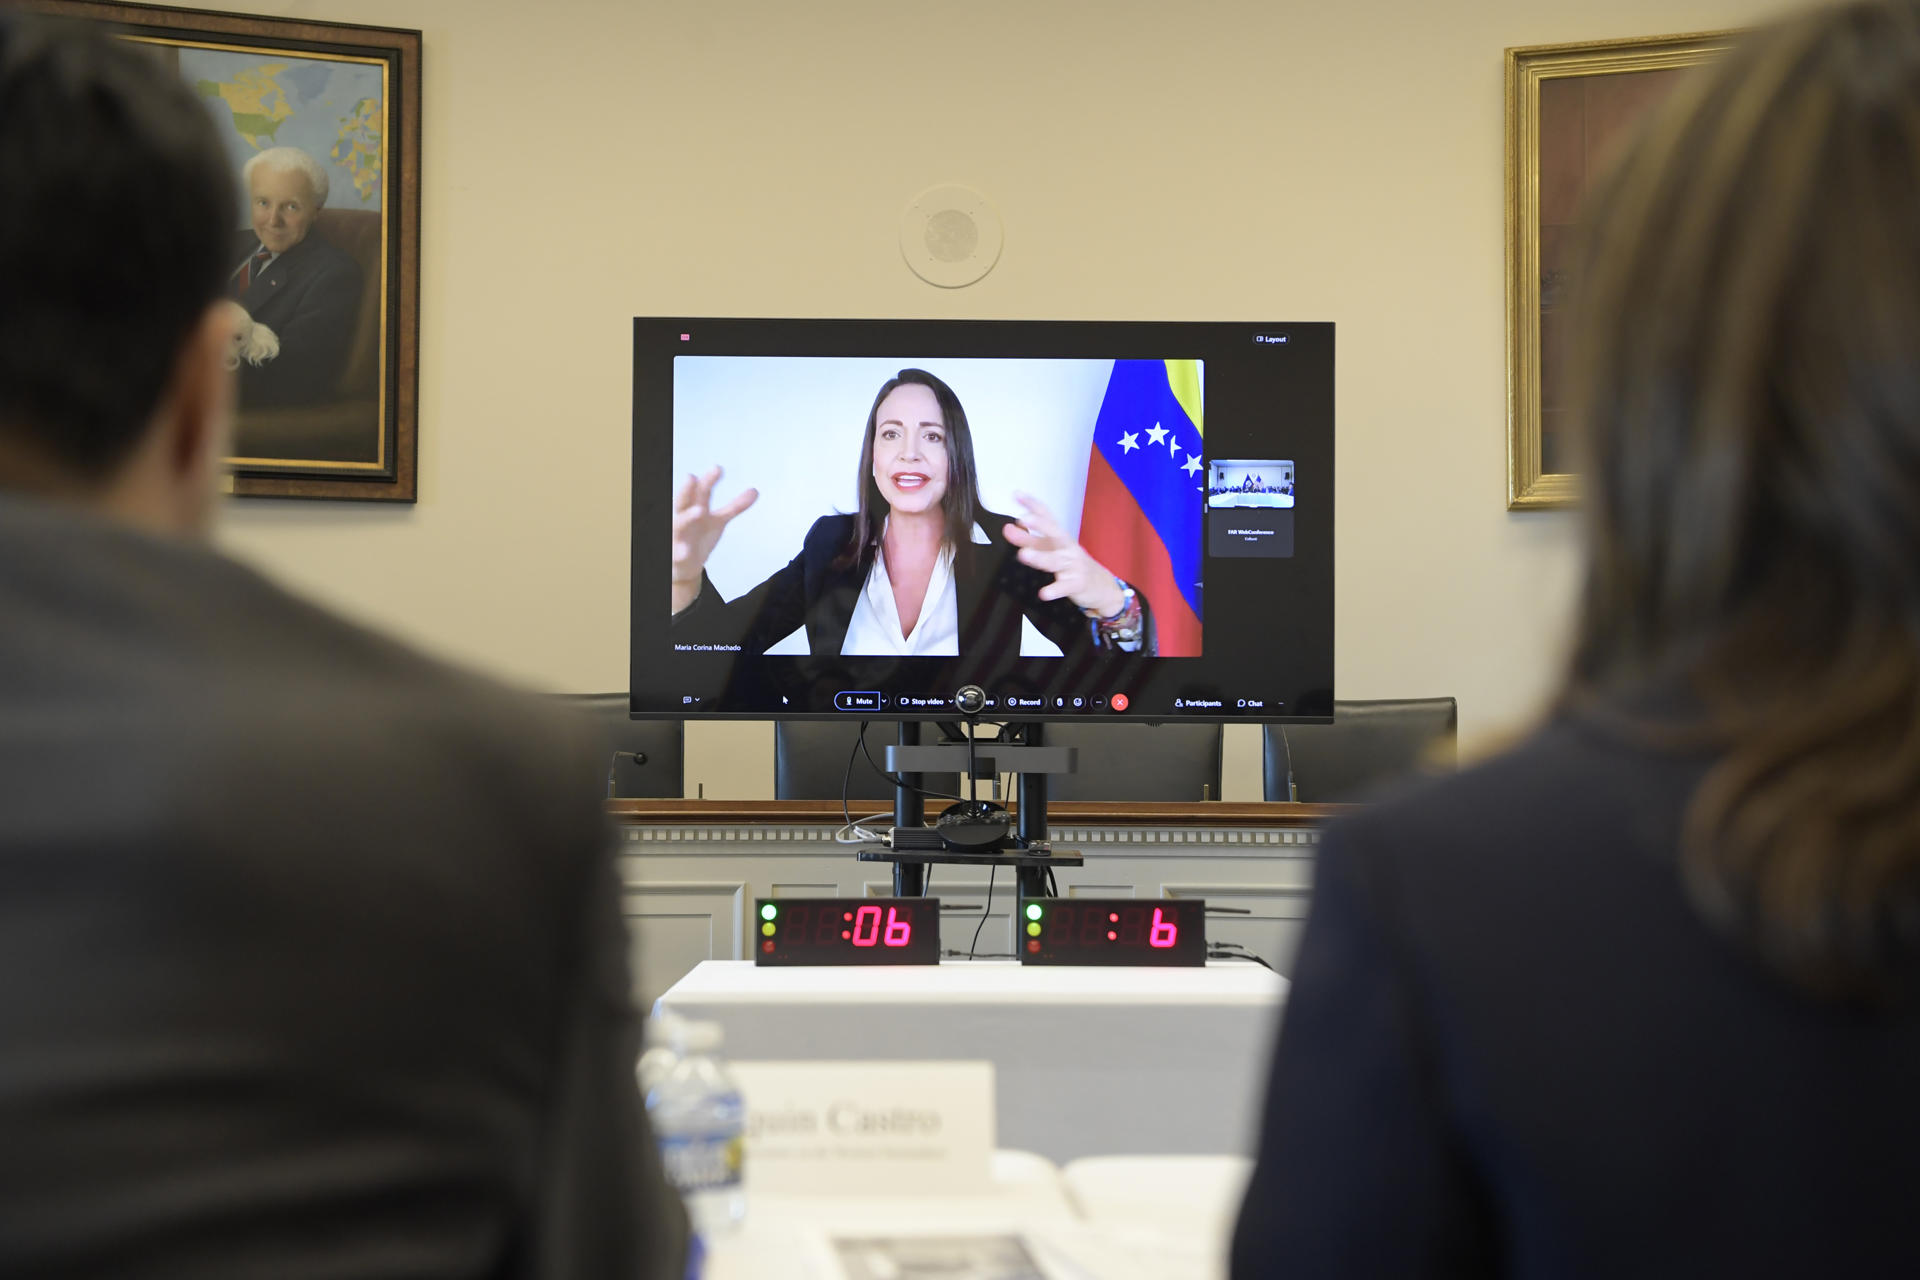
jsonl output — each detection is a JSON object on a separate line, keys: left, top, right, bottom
{"left": 25, "top": 0, "right": 422, "bottom": 502}
{"left": 1505, "top": 31, "right": 1735, "bottom": 510}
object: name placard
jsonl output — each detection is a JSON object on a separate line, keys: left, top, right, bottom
{"left": 729, "top": 1060, "right": 995, "bottom": 1197}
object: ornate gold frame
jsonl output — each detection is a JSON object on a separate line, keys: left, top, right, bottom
{"left": 25, "top": 0, "right": 422, "bottom": 502}
{"left": 1505, "top": 31, "right": 1734, "bottom": 510}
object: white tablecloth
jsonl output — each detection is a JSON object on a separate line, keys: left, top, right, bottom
{"left": 704, "top": 1150, "right": 1244, "bottom": 1280}
{"left": 655, "top": 960, "right": 1286, "bottom": 1162}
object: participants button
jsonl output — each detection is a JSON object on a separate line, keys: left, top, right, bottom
{"left": 834, "top": 690, "right": 883, "bottom": 711}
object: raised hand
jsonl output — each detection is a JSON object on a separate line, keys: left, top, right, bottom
{"left": 671, "top": 466, "right": 759, "bottom": 614}
{"left": 1002, "top": 490, "right": 1125, "bottom": 618}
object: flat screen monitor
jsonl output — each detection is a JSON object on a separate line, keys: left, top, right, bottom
{"left": 630, "top": 318, "right": 1332, "bottom": 722}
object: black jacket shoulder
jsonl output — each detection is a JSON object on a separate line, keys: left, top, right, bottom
{"left": 1233, "top": 713, "right": 1920, "bottom": 1279}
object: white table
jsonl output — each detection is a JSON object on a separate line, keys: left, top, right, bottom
{"left": 705, "top": 1150, "right": 1243, "bottom": 1280}
{"left": 1063, "top": 1154, "right": 1253, "bottom": 1240}
{"left": 655, "top": 960, "right": 1286, "bottom": 1163}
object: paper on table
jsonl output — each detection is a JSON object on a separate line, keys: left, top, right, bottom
{"left": 1024, "top": 1222, "right": 1222, "bottom": 1280}
{"left": 798, "top": 1222, "right": 1219, "bottom": 1280}
{"left": 828, "top": 1233, "right": 1045, "bottom": 1280}
{"left": 730, "top": 1061, "right": 995, "bottom": 1198}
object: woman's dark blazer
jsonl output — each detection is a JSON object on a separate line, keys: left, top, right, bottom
{"left": 673, "top": 509, "right": 1156, "bottom": 659}
{"left": 1231, "top": 710, "right": 1920, "bottom": 1279}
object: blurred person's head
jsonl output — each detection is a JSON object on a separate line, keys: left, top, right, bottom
{"left": 1565, "top": 0, "right": 1920, "bottom": 998}
{"left": 243, "top": 147, "right": 327, "bottom": 255}
{"left": 840, "top": 368, "right": 982, "bottom": 571}
{"left": 0, "top": 15, "right": 237, "bottom": 536}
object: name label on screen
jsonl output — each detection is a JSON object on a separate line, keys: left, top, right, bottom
{"left": 729, "top": 1060, "right": 994, "bottom": 1196}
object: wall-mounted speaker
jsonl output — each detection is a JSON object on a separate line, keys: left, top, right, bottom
{"left": 899, "top": 183, "right": 1002, "bottom": 288}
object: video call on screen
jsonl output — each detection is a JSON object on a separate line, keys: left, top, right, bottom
{"left": 630, "top": 319, "right": 1334, "bottom": 722}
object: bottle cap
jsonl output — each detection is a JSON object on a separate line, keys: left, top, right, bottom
{"left": 644, "top": 1011, "right": 688, "bottom": 1048}
{"left": 674, "top": 1019, "right": 724, "bottom": 1055}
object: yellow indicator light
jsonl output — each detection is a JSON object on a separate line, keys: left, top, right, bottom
{"left": 1026, "top": 921, "right": 1042, "bottom": 937}
{"left": 760, "top": 904, "right": 777, "bottom": 920}
{"left": 1025, "top": 903, "right": 1043, "bottom": 921}
{"left": 761, "top": 922, "right": 776, "bottom": 937}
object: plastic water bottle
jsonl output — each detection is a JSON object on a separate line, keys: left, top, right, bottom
{"left": 636, "top": 1012, "right": 685, "bottom": 1097}
{"left": 646, "top": 1020, "right": 747, "bottom": 1236}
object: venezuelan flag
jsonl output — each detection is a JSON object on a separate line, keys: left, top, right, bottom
{"left": 1078, "top": 360, "right": 1204, "bottom": 656}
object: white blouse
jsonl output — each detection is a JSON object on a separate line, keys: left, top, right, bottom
{"left": 837, "top": 522, "right": 1131, "bottom": 659}
{"left": 842, "top": 538, "right": 962, "bottom": 656}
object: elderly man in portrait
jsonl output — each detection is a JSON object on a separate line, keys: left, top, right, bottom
{"left": 229, "top": 145, "right": 362, "bottom": 406}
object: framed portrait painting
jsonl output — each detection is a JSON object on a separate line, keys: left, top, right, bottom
{"left": 24, "top": 1, "right": 420, "bottom": 502}
{"left": 1505, "top": 31, "right": 1734, "bottom": 510}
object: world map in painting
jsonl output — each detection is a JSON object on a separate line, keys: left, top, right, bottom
{"left": 179, "top": 48, "right": 385, "bottom": 209}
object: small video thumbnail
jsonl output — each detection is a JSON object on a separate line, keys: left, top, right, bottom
{"left": 1207, "top": 459, "right": 1294, "bottom": 509}
{"left": 1207, "top": 458, "right": 1295, "bottom": 558}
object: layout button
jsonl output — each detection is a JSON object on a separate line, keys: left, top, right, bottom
{"left": 835, "top": 690, "right": 883, "bottom": 711}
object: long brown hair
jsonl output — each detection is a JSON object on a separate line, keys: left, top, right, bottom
{"left": 835, "top": 369, "right": 982, "bottom": 573}
{"left": 1566, "top": 0, "right": 1920, "bottom": 999}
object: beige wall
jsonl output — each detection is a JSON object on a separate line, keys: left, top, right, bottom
{"left": 209, "top": 0, "right": 1786, "bottom": 800}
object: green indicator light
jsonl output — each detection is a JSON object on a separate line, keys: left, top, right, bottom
{"left": 1026, "top": 921, "right": 1042, "bottom": 937}
{"left": 760, "top": 903, "right": 777, "bottom": 921}
{"left": 1025, "top": 903, "right": 1043, "bottom": 921}
{"left": 761, "top": 921, "right": 776, "bottom": 937}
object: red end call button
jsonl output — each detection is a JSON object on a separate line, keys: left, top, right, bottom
{"left": 1111, "top": 693, "right": 1130, "bottom": 712}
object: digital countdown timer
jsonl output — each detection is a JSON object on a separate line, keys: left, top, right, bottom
{"left": 753, "top": 897, "right": 941, "bottom": 966}
{"left": 1017, "top": 898, "right": 1206, "bottom": 967}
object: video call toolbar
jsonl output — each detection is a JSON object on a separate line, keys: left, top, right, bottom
{"left": 815, "top": 691, "right": 1282, "bottom": 714}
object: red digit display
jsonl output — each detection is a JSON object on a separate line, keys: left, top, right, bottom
{"left": 754, "top": 898, "right": 940, "bottom": 966}
{"left": 1150, "top": 907, "right": 1178, "bottom": 948}
{"left": 1046, "top": 906, "right": 1071, "bottom": 942}
{"left": 1018, "top": 898, "right": 1205, "bottom": 967}
{"left": 1079, "top": 908, "right": 1105, "bottom": 946}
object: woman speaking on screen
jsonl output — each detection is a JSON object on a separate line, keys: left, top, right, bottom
{"left": 669, "top": 368, "right": 1155, "bottom": 659}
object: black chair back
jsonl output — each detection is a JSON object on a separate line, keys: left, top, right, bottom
{"left": 552, "top": 694, "right": 686, "bottom": 799}
{"left": 775, "top": 720, "right": 1223, "bottom": 803}
{"left": 1263, "top": 698, "right": 1457, "bottom": 802}
{"left": 774, "top": 722, "right": 963, "bottom": 802}
{"left": 1041, "top": 723, "right": 1224, "bottom": 802}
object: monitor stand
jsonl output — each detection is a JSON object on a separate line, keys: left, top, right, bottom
{"left": 861, "top": 721, "right": 1083, "bottom": 899}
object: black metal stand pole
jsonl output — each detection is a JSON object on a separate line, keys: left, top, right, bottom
{"left": 892, "top": 721, "right": 927, "bottom": 896}
{"left": 1015, "top": 721, "right": 1051, "bottom": 899}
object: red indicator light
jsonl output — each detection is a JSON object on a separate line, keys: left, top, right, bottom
{"left": 1027, "top": 939, "right": 1041, "bottom": 953}
{"left": 762, "top": 940, "right": 774, "bottom": 953}
{"left": 843, "top": 912, "right": 853, "bottom": 921}
{"left": 1111, "top": 693, "right": 1130, "bottom": 712}
{"left": 841, "top": 931, "right": 850, "bottom": 940}
{"left": 1107, "top": 930, "right": 1118, "bottom": 941}
{"left": 680, "top": 333, "right": 691, "bottom": 341}
{"left": 1108, "top": 912, "right": 1119, "bottom": 923}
